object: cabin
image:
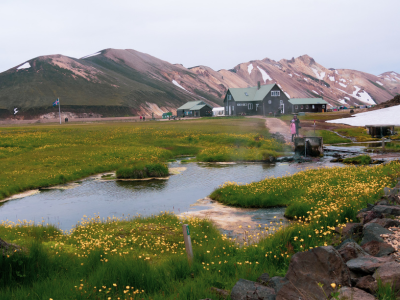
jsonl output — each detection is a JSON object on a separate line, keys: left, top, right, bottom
{"left": 177, "top": 101, "right": 213, "bottom": 117}
{"left": 289, "top": 98, "right": 328, "bottom": 113}
{"left": 224, "top": 82, "right": 292, "bottom": 116}
{"left": 212, "top": 107, "right": 225, "bottom": 116}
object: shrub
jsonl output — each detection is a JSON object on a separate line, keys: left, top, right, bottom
{"left": 116, "top": 162, "right": 169, "bottom": 179}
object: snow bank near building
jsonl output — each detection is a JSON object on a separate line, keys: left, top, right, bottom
{"left": 326, "top": 105, "right": 400, "bottom": 126}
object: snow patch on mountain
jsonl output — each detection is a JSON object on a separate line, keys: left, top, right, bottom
{"left": 288, "top": 74, "right": 292, "bottom": 77}
{"left": 340, "top": 78, "right": 346, "bottom": 83}
{"left": 329, "top": 76, "right": 335, "bottom": 82}
{"left": 312, "top": 90, "right": 319, "bottom": 95}
{"left": 247, "top": 64, "right": 253, "bottom": 75}
{"left": 172, "top": 80, "right": 188, "bottom": 91}
{"left": 327, "top": 105, "right": 400, "bottom": 126}
{"left": 352, "top": 86, "right": 375, "bottom": 104}
{"left": 339, "top": 82, "right": 347, "bottom": 88}
{"left": 17, "top": 62, "right": 31, "bottom": 69}
{"left": 257, "top": 66, "right": 272, "bottom": 82}
{"left": 376, "top": 81, "right": 383, "bottom": 86}
{"left": 312, "top": 68, "right": 325, "bottom": 80}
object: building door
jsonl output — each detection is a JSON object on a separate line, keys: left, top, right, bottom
{"left": 229, "top": 106, "right": 231, "bottom": 116}
{"left": 281, "top": 104, "right": 284, "bottom": 114}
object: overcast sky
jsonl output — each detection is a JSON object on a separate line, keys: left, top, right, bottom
{"left": 1, "top": 0, "right": 399, "bottom": 75}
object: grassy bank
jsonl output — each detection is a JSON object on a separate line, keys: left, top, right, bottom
{"left": 210, "top": 161, "right": 400, "bottom": 218}
{"left": 1, "top": 161, "right": 399, "bottom": 299}
{"left": 303, "top": 129, "right": 351, "bottom": 144}
{"left": 0, "top": 118, "right": 285, "bottom": 200}
{"left": 116, "top": 162, "right": 169, "bottom": 179}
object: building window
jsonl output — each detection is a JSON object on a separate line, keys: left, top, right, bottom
{"left": 268, "top": 100, "right": 271, "bottom": 104}
{"left": 306, "top": 105, "right": 309, "bottom": 109}
{"left": 248, "top": 103, "right": 253, "bottom": 110}
{"left": 232, "top": 105, "right": 234, "bottom": 111}
{"left": 322, "top": 105, "right": 326, "bottom": 108}
{"left": 295, "top": 105, "right": 298, "bottom": 109}
{"left": 227, "top": 95, "right": 232, "bottom": 100}
{"left": 226, "top": 106, "right": 228, "bottom": 112}
{"left": 301, "top": 105, "right": 303, "bottom": 109}
{"left": 312, "top": 105, "right": 315, "bottom": 109}
{"left": 280, "top": 100, "right": 283, "bottom": 104}
{"left": 271, "top": 91, "right": 280, "bottom": 97}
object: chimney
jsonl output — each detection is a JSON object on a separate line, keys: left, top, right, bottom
{"left": 257, "top": 81, "right": 260, "bottom": 90}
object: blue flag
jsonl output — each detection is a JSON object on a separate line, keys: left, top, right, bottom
{"left": 52, "top": 99, "right": 59, "bottom": 106}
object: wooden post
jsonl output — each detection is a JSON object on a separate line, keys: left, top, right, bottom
{"left": 382, "top": 137, "right": 385, "bottom": 150}
{"left": 182, "top": 224, "right": 193, "bottom": 263}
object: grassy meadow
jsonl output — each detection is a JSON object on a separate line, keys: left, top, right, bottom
{"left": 1, "top": 161, "right": 399, "bottom": 299}
{"left": 1, "top": 118, "right": 400, "bottom": 299}
{"left": 0, "top": 118, "right": 286, "bottom": 200}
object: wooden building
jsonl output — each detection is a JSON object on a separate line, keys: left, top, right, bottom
{"left": 177, "top": 101, "right": 213, "bottom": 117}
{"left": 223, "top": 83, "right": 292, "bottom": 116}
{"left": 289, "top": 98, "right": 328, "bottom": 113}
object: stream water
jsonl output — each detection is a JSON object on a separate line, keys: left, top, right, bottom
{"left": 0, "top": 156, "right": 342, "bottom": 235}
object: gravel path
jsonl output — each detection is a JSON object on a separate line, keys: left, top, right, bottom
{"left": 265, "top": 118, "right": 292, "bottom": 143}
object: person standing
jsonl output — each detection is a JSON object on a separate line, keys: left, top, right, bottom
{"left": 290, "top": 120, "right": 296, "bottom": 142}
{"left": 140, "top": 115, "right": 142, "bottom": 121}
{"left": 293, "top": 115, "right": 300, "bottom": 137}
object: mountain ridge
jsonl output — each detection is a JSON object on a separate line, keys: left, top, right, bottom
{"left": 1, "top": 49, "right": 399, "bottom": 118}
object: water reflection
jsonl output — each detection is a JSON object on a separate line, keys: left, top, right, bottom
{"left": 0, "top": 158, "right": 343, "bottom": 232}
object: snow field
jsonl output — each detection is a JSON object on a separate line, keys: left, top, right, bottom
{"left": 327, "top": 105, "right": 400, "bottom": 126}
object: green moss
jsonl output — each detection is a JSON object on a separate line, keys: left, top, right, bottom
{"left": 343, "top": 155, "right": 372, "bottom": 165}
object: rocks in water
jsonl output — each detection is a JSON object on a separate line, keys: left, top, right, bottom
{"left": 346, "top": 256, "right": 394, "bottom": 274}
{"left": 361, "top": 240, "right": 395, "bottom": 257}
{"left": 230, "top": 279, "right": 276, "bottom": 300}
{"left": 361, "top": 223, "right": 393, "bottom": 246}
{"left": 337, "top": 241, "right": 369, "bottom": 263}
{"left": 338, "top": 286, "right": 377, "bottom": 300}
{"left": 276, "top": 246, "right": 350, "bottom": 300}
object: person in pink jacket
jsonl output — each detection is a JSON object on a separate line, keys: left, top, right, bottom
{"left": 290, "top": 120, "right": 296, "bottom": 142}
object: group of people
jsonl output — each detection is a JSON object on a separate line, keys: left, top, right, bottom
{"left": 290, "top": 114, "right": 301, "bottom": 142}
{"left": 139, "top": 116, "right": 146, "bottom": 121}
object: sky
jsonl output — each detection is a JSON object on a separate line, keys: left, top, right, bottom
{"left": 0, "top": 0, "right": 399, "bottom": 75}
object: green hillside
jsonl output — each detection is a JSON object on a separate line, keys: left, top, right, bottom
{"left": 0, "top": 51, "right": 221, "bottom": 117}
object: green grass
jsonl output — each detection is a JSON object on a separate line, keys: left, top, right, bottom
{"left": 304, "top": 130, "right": 351, "bottom": 144}
{"left": 0, "top": 118, "right": 284, "bottom": 200}
{"left": 343, "top": 155, "right": 372, "bottom": 165}
{"left": 116, "top": 162, "right": 169, "bottom": 179}
{"left": 336, "top": 127, "right": 378, "bottom": 142}
{"left": 2, "top": 162, "right": 400, "bottom": 299}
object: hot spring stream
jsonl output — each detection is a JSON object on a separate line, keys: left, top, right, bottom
{"left": 0, "top": 155, "right": 347, "bottom": 240}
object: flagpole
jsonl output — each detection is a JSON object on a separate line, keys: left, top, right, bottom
{"left": 58, "top": 98, "right": 61, "bottom": 125}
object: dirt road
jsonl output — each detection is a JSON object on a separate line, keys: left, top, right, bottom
{"left": 265, "top": 118, "right": 292, "bottom": 143}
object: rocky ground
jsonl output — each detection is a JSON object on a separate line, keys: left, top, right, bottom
{"left": 201, "top": 182, "right": 400, "bottom": 299}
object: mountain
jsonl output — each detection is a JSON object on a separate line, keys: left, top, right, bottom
{"left": 0, "top": 49, "right": 223, "bottom": 118}
{"left": 1, "top": 49, "right": 399, "bottom": 118}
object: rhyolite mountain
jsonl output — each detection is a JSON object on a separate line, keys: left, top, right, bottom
{"left": 0, "top": 48, "right": 399, "bottom": 118}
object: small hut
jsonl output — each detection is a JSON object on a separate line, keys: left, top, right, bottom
{"left": 365, "top": 125, "right": 396, "bottom": 138}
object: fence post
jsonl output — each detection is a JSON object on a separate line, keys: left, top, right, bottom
{"left": 182, "top": 224, "right": 193, "bottom": 263}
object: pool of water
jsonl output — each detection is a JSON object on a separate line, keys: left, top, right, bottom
{"left": 0, "top": 157, "right": 341, "bottom": 232}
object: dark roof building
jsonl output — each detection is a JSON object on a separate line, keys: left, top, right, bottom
{"left": 289, "top": 98, "right": 329, "bottom": 113}
{"left": 224, "top": 83, "right": 291, "bottom": 116}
